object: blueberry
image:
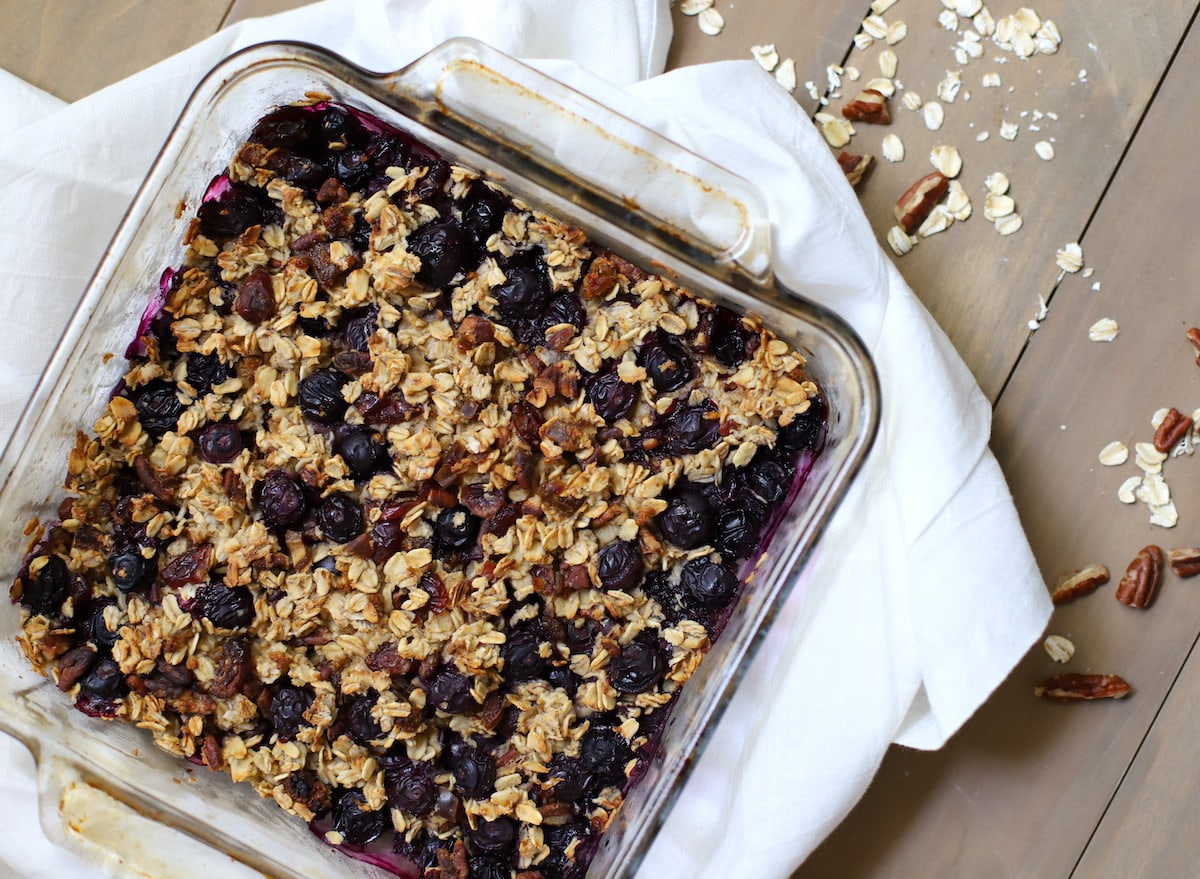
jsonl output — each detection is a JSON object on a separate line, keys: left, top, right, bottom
{"left": 110, "top": 549, "right": 154, "bottom": 594}
{"left": 256, "top": 470, "right": 306, "bottom": 528}
{"left": 494, "top": 263, "right": 551, "bottom": 316}
{"left": 639, "top": 333, "right": 695, "bottom": 393}
{"left": 197, "top": 422, "right": 243, "bottom": 464}
{"left": 316, "top": 493, "right": 362, "bottom": 543}
{"left": 561, "top": 619, "right": 595, "bottom": 655}
{"left": 425, "top": 666, "right": 475, "bottom": 715}
{"left": 545, "top": 755, "right": 592, "bottom": 803}
{"left": 596, "top": 541, "right": 644, "bottom": 593}
{"left": 80, "top": 659, "right": 124, "bottom": 699}
{"left": 250, "top": 107, "right": 313, "bottom": 150}
{"left": 20, "top": 555, "right": 69, "bottom": 615}
{"left": 460, "top": 185, "right": 509, "bottom": 248}
{"left": 195, "top": 581, "right": 255, "bottom": 629}
{"left": 777, "top": 397, "right": 826, "bottom": 453}
{"left": 340, "top": 308, "right": 377, "bottom": 352}
{"left": 713, "top": 506, "right": 756, "bottom": 560}
{"left": 264, "top": 149, "right": 327, "bottom": 190}
{"left": 334, "top": 149, "right": 371, "bottom": 190}
{"left": 608, "top": 638, "right": 666, "bottom": 694}
{"left": 451, "top": 748, "right": 496, "bottom": 799}
{"left": 434, "top": 505, "right": 480, "bottom": 557}
{"left": 385, "top": 762, "right": 437, "bottom": 816}
{"left": 547, "top": 666, "right": 579, "bottom": 697}
{"left": 409, "top": 222, "right": 472, "bottom": 289}
{"left": 711, "top": 305, "right": 758, "bottom": 367}
{"left": 579, "top": 727, "right": 633, "bottom": 788}
{"left": 657, "top": 489, "right": 713, "bottom": 550}
{"left": 661, "top": 401, "right": 718, "bottom": 455}
{"left": 87, "top": 601, "right": 119, "bottom": 651}
{"left": 502, "top": 627, "right": 547, "bottom": 682}
{"left": 197, "top": 182, "right": 274, "bottom": 240}
{"left": 410, "top": 157, "right": 450, "bottom": 201}
{"left": 345, "top": 694, "right": 382, "bottom": 744}
{"left": 270, "top": 686, "right": 313, "bottom": 741}
{"left": 469, "top": 816, "right": 517, "bottom": 852}
{"left": 585, "top": 367, "right": 638, "bottom": 423}
{"left": 335, "top": 430, "right": 387, "bottom": 479}
{"left": 330, "top": 787, "right": 387, "bottom": 847}
{"left": 233, "top": 269, "right": 277, "bottom": 324}
{"left": 298, "top": 369, "right": 349, "bottom": 424}
{"left": 134, "top": 381, "right": 184, "bottom": 438}
{"left": 745, "top": 459, "right": 788, "bottom": 504}
{"left": 185, "top": 352, "right": 229, "bottom": 395}
{"left": 679, "top": 557, "right": 738, "bottom": 611}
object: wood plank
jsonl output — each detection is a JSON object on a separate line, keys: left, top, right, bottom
{"left": 796, "top": 5, "right": 1200, "bottom": 877}
{"left": 0, "top": 0, "right": 232, "bottom": 102}
{"left": 666, "top": 1, "right": 867, "bottom": 114}
{"left": 223, "top": 0, "right": 315, "bottom": 27}
{"left": 1039, "top": 17, "right": 1200, "bottom": 877}
{"left": 820, "top": 0, "right": 1195, "bottom": 400}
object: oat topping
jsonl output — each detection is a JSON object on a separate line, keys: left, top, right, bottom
{"left": 11, "top": 101, "right": 824, "bottom": 877}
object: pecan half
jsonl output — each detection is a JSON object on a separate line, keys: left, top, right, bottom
{"left": 1051, "top": 563, "right": 1109, "bottom": 605}
{"left": 894, "top": 172, "right": 949, "bottom": 235}
{"left": 1034, "top": 673, "right": 1131, "bottom": 701}
{"left": 1115, "top": 545, "right": 1163, "bottom": 608}
{"left": 836, "top": 151, "right": 873, "bottom": 187}
{"left": 1168, "top": 547, "right": 1200, "bottom": 578}
{"left": 1153, "top": 407, "right": 1193, "bottom": 453}
{"left": 842, "top": 88, "right": 891, "bottom": 124}
{"left": 56, "top": 645, "right": 97, "bottom": 692}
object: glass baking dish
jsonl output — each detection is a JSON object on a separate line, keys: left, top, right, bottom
{"left": 0, "top": 40, "right": 878, "bottom": 879}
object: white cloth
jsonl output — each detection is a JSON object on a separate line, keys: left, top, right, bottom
{"left": 0, "top": 1, "right": 1051, "bottom": 877}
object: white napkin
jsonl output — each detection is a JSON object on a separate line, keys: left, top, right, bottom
{"left": 0, "top": 1, "right": 1051, "bottom": 877}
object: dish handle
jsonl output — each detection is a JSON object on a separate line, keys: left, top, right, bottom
{"left": 387, "top": 37, "right": 774, "bottom": 282}
{"left": 35, "top": 749, "right": 262, "bottom": 879}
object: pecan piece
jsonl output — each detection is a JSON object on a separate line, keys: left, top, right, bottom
{"left": 316, "top": 177, "right": 349, "bottom": 205}
{"left": 458, "top": 314, "right": 496, "bottom": 346}
{"left": 56, "top": 645, "right": 97, "bottom": 692}
{"left": 1050, "top": 563, "right": 1109, "bottom": 605}
{"left": 894, "top": 171, "right": 949, "bottom": 235}
{"left": 1034, "top": 673, "right": 1131, "bottom": 701}
{"left": 836, "top": 151, "right": 873, "bottom": 187}
{"left": 201, "top": 733, "right": 222, "bottom": 771}
{"left": 1116, "top": 545, "right": 1163, "bottom": 608}
{"left": 1187, "top": 327, "right": 1200, "bottom": 366}
{"left": 133, "top": 454, "right": 175, "bottom": 502}
{"left": 842, "top": 88, "right": 891, "bottom": 124}
{"left": 434, "top": 839, "right": 469, "bottom": 879}
{"left": 208, "top": 637, "right": 251, "bottom": 699}
{"left": 1153, "top": 407, "right": 1193, "bottom": 453}
{"left": 1169, "top": 547, "right": 1200, "bottom": 578}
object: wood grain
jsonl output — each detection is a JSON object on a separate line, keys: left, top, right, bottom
{"left": 0, "top": 0, "right": 232, "bottom": 102}
{"left": 821, "top": 0, "right": 1195, "bottom": 400}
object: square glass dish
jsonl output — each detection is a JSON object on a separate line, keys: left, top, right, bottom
{"left": 0, "top": 40, "right": 878, "bottom": 879}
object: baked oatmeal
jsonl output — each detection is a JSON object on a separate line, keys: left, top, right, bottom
{"left": 11, "top": 101, "right": 825, "bottom": 879}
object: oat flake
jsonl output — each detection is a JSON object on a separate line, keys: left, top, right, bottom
{"left": 1088, "top": 318, "right": 1119, "bottom": 342}
{"left": 698, "top": 7, "right": 724, "bottom": 35}
{"left": 775, "top": 58, "right": 798, "bottom": 93}
{"left": 923, "top": 101, "right": 945, "bottom": 130}
{"left": 679, "top": 0, "right": 713, "bottom": 14}
{"left": 1117, "top": 476, "right": 1141, "bottom": 504}
{"left": 882, "top": 134, "right": 905, "bottom": 163}
{"left": 1044, "top": 634, "right": 1075, "bottom": 664}
{"left": 1098, "top": 441, "right": 1129, "bottom": 467}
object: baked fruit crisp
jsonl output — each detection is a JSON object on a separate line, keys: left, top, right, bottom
{"left": 12, "top": 101, "right": 825, "bottom": 878}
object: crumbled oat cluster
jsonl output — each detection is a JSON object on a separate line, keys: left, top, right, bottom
{"left": 11, "top": 102, "right": 824, "bottom": 878}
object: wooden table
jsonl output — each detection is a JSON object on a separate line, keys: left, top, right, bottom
{"left": 5, "top": 1, "right": 1200, "bottom": 876}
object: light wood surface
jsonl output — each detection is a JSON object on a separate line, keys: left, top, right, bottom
{"left": 5, "top": 2, "right": 1200, "bottom": 877}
